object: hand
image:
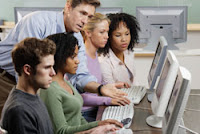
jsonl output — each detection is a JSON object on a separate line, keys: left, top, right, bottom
{"left": 116, "top": 81, "right": 131, "bottom": 88}
{"left": 100, "top": 83, "right": 130, "bottom": 105}
{"left": 111, "top": 97, "right": 130, "bottom": 106}
{"left": 123, "top": 82, "right": 131, "bottom": 88}
{"left": 98, "top": 119, "right": 123, "bottom": 128}
{"left": 75, "top": 124, "right": 118, "bottom": 134}
{"left": 101, "top": 83, "right": 128, "bottom": 98}
{"left": 90, "top": 124, "right": 119, "bottom": 134}
{"left": 101, "top": 83, "right": 130, "bottom": 105}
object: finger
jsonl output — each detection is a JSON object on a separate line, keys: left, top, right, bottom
{"left": 114, "top": 82, "right": 124, "bottom": 89}
{"left": 108, "top": 91, "right": 126, "bottom": 99}
{"left": 118, "top": 96, "right": 131, "bottom": 105}
{"left": 123, "top": 83, "right": 129, "bottom": 88}
{"left": 105, "top": 124, "right": 118, "bottom": 132}
{"left": 109, "top": 120, "right": 123, "bottom": 128}
{"left": 116, "top": 90, "right": 128, "bottom": 96}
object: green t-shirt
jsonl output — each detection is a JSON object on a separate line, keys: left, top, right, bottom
{"left": 40, "top": 80, "right": 98, "bottom": 134}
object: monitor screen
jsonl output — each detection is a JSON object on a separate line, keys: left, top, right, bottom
{"left": 147, "top": 36, "right": 168, "bottom": 102}
{"left": 147, "top": 36, "right": 167, "bottom": 96}
{"left": 136, "top": 6, "right": 187, "bottom": 50}
{"left": 148, "top": 42, "right": 161, "bottom": 82}
{"left": 146, "top": 50, "right": 179, "bottom": 128}
{"left": 155, "top": 59, "right": 170, "bottom": 100}
{"left": 162, "top": 67, "right": 191, "bottom": 134}
{"left": 164, "top": 75, "right": 181, "bottom": 123}
{"left": 96, "top": 7, "right": 122, "bottom": 15}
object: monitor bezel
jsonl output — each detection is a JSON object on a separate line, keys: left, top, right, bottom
{"left": 147, "top": 36, "right": 168, "bottom": 91}
{"left": 162, "top": 66, "right": 191, "bottom": 134}
{"left": 151, "top": 50, "right": 179, "bottom": 117}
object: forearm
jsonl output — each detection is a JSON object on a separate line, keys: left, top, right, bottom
{"left": 83, "top": 82, "right": 100, "bottom": 93}
{"left": 81, "top": 93, "right": 112, "bottom": 106}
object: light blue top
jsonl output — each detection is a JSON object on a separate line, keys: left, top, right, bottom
{"left": 0, "top": 11, "right": 96, "bottom": 92}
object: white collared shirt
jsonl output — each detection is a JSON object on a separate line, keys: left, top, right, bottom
{"left": 99, "top": 49, "right": 137, "bottom": 86}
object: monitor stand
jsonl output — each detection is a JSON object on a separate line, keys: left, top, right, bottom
{"left": 147, "top": 93, "right": 154, "bottom": 102}
{"left": 147, "top": 89, "right": 154, "bottom": 102}
{"left": 146, "top": 115, "right": 162, "bottom": 128}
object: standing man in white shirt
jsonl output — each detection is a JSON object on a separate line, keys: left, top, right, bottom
{"left": 0, "top": 0, "right": 129, "bottom": 116}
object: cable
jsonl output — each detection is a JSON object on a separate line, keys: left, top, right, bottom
{"left": 133, "top": 129, "right": 162, "bottom": 132}
{"left": 185, "top": 108, "right": 200, "bottom": 112}
{"left": 189, "top": 94, "right": 200, "bottom": 96}
{"left": 134, "top": 106, "right": 151, "bottom": 110}
{"left": 179, "top": 125, "right": 199, "bottom": 134}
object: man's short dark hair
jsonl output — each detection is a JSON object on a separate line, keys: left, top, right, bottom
{"left": 12, "top": 38, "right": 56, "bottom": 76}
{"left": 68, "top": 0, "right": 100, "bottom": 8}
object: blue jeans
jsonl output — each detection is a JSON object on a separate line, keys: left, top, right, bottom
{"left": 81, "top": 108, "right": 98, "bottom": 122}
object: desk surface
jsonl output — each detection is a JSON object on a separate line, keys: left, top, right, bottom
{"left": 97, "top": 90, "right": 200, "bottom": 134}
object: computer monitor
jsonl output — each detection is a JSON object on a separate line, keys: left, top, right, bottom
{"left": 162, "top": 66, "right": 191, "bottom": 134}
{"left": 147, "top": 36, "right": 168, "bottom": 102}
{"left": 146, "top": 50, "right": 179, "bottom": 128}
{"left": 14, "top": 7, "right": 63, "bottom": 24}
{"left": 136, "top": 6, "right": 187, "bottom": 50}
{"left": 96, "top": 7, "right": 122, "bottom": 15}
{"left": 14, "top": 7, "right": 123, "bottom": 24}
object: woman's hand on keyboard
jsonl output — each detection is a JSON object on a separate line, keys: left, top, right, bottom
{"left": 111, "top": 97, "right": 130, "bottom": 106}
{"left": 98, "top": 119, "right": 123, "bottom": 128}
{"left": 101, "top": 82, "right": 128, "bottom": 98}
{"left": 117, "top": 81, "right": 130, "bottom": 88}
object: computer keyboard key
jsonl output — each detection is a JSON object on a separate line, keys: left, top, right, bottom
{"left": 121, "top": 86, "right": 147, "bottom": 104}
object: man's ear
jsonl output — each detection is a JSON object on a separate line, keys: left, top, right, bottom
{"left": 65, "top": 1, "right": 72, "bottom": 12}
{"left": 23, "top": 64, "right": 32, "bottom": 76}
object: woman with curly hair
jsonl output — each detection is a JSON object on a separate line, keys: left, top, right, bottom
{"left": 98, "top": 13, "right": 140, "bottom": 86}
{"left": 40, "top": 33, "right": 122, "bottom": 134}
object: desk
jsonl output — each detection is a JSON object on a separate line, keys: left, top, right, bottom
{"left": 183, "top": 90, "right": 200, "bottom": 133}
{"left": 97, "top": 90, "right": 200, "bottom": 134}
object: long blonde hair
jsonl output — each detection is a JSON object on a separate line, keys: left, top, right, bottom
{"left": 82, "top": 13, "right": 110, "bottom": 41}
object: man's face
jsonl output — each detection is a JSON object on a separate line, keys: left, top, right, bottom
{"left": 64, "top": 3, "right": 95, "bottom": 32}
{"left": 32, "top": 55, "right": 55, "bottom": 89}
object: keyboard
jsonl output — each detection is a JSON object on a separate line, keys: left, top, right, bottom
{"left": 121, "top": 86, "right": 147, "bottom": 104}
{"left": 101, "top": 104, "right": 134, "bottom": 128}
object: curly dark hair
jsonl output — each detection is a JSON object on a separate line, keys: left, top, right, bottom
{"left": 98, "top": 13, "right": 140, "bottom": 56}
{"left": 46, "top": 33, "right": 79, "bottom": 73}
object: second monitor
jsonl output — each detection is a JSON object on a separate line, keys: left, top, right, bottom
{"left": 146, "top": 50, "right": 179, "bottom": 128}
{"left": 162, "top": 66, "right": 192, "bottom": 134}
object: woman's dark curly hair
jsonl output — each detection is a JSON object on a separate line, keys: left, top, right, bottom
{"left": 46, "top": 33, "right": 79, "bottom": 73}
{"left": 98, "top": 13, "right": 140, "bottom": 56}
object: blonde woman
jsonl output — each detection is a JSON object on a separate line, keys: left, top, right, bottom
{"left": 81, "top": 13, "right": 130, "bottom": 122}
